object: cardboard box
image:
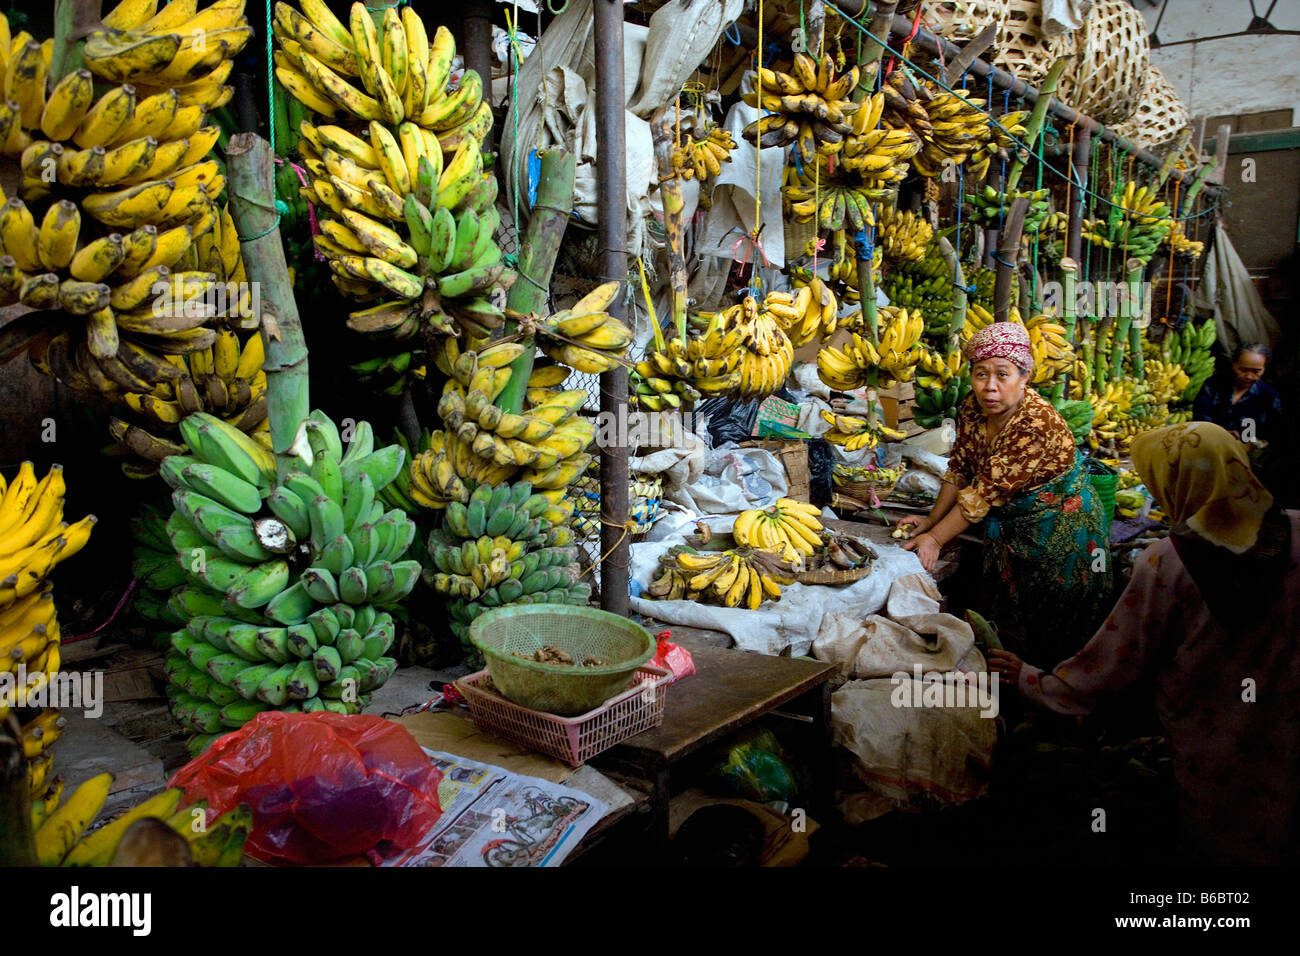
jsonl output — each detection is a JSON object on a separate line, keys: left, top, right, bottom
{"left": 739, "top": 439, "right": 810, "bottom": 501}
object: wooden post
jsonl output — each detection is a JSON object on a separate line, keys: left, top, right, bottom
{"left": 463, "top": 0, "right": 496, "bottom": 155}
{"left": 497, "top": 150, "right": 577, "bottom": 416}
{"left": 225, "top": 133, "right": 310, "bottom": 479}
{"left": 993, "top": 197, "right": 1029, "bottom": 323}
{"left": 1066, "top": 127, "right": 1090, "bottom": 266}
{"left": 1207, "top": 124, "right": 1232, "bottom": 186}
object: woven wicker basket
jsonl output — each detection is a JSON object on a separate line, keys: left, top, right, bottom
{"left": 993, "top": 0, "right": 1069, "bottom": 86}
{"left": 1111, "top": 66, "right": 1190, "bottom": 154}
{"left": 924, "top": 0, "right": 1011, "bottom": 42}
{"left": 1056, "top": 0, "right": 1150, "bottom": 126}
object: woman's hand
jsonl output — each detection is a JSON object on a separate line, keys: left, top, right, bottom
{"left": 902, "top": 532, "right": 941, "bottom": 571}
{"left": 895, "top": 514, "right": 932, "bottom": 534}
{"left": 986, "top": 649, "right": 1023, "bottom": 688}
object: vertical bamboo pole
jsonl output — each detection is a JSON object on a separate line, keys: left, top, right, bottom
{"left": 225, "top": 133, "right": 310, "bottom": 479}
{"left": 993, "top": 197, "right": 1029, "bottom": 323}
{"left": 594, "top": 0, "right": 629, "bottom": 615}
{"left": 1066, "top": 128, "right": 1091, "bottom": 266}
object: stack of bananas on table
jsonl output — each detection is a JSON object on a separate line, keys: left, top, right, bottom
{"left": 1163, "top": 218, "right": 1204, "bottom": 258}
{"left": 434, "top": 345, "right": 597, "bottom": 489}
{"left": 964, "top": 186, "right": 1052, "bottom": 233}
{"left": 671, "top": 124, "right": 736, "bottom": 185}
{"left": 817, "top": 306, "right": 925, "bottom": 390}
{"left": 99, "top": 327, "right": 270, "bottom": 477}
{"left": 276, "top": 2, "right": 507, "bottom": 338}
{"left": 881, "top": 241, "right": 956, "bottom": 340}
{"left": 351, "top": 349, "right": 427, "bottom": 397}
{"left": 1081, "top": 181, "right": 1172, "bottom": 262}
{"left": 535, "top": 281, "right": 634, "bottom": 375}
{"left": 12, "top": 770, "right": 251, "bottom": 867}
{"left": 874, "top": 206, "right": 933, "bottom": 262}
{"left": 1, "top": 462, "right": 96, "bottom": 805}
{"left": 733, "top": 498, "right": 825, "bottom": 564}
{"left": 819, "top": 410, "right": 910, "bottom": 450}
{"left": 839, "top": 90, "right": 920, "bottom": 183}
{"left": 158, "top": 410, "right": 417, "bottom": 749}
{"left": 643, "top": 546, "right": 796, "bottom": 609}
{"left": 1161, "top": 319, "right": 1216, "bottom": 403}
{"left": 1024, "top": 314, "right": 1075, "bottom": 386}
{"left": 832, "top": 463, "right": 905, "bottom": 488}
{"left": 742, "top": 55, "right": 861, "bottom": 164}
{"left": 425, "top": 481, "right": 589, "bottom": 654}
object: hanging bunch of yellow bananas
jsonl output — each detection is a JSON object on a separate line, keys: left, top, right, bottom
{"left": 762, "top": 279, "right": 839, "bottom": 347}
{"left": 1163, "top": 218, "right": 1204, "bottom": 258}
{"left": 98, "top": 328, "right": 271, "bottom": 477}
{"left": 636, "top": 324, "right": 743, "bottom": 403}
{"left": 0, "top": 461, "right": 96, "bottom": 805}
{"left": 532, "top": 281, "right": 633, "bottom": 375}
{"left": 958, "top": 301, "right": 1017, "bottom": 346}
{"left": 839, "top": 89, "right": 920, "bottom": 183}
{"left": 693, "top": 295, "right": 796, "bottom": 399}
{"left": 671, "top": 124, "right": 736, "bottom": 184}
{"left": 274, "top": 2, "right": 506, "bottom": 340}
{"left": 742, "top": 55, "right": 861, "bottom": 164}
{"left": 817, "top": 306, "right": 925, "bottom": 390}
{"left": 1024, "top": 314, "right": 1075, "bottom": 386}
{"left": 874, "top": 206, "right": 933, "bottom": 262}
{"left": 819, "top": 410, "right": 909, "bottom": 450}
{"left": 913, "top": 346, "right": 960, "bottom": 388}
{"left": 1142, "top": 359, "right": 1191, "bottom": 406}
{"left": 733, "top": 498, "right": 826, "bottom": 564}
{"left": 643, "top": 545, "right": 796, "bottom": 608}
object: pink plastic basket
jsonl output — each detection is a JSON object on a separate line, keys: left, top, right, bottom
{"left": 456, "top": 665, "right": 671, "bottom": 767}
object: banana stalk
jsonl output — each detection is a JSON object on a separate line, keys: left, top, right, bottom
{"left": 0, "top": 724, "right": 36, "bottom": 866}
{"left": 637, "top": 257, "right": 666, "bottom": 355}
{"left": 937, "top": 235, "right": 966, "bottom": 351}
{"left": 652, "top": 107, "right": 689, "bottom": 341}
{"left": 1003, "top": 58, "right": 1069, "bottom": 196}
{"left": 226, "top": 133, "right": 310, "bottom": 479}
{"left": 1110, "top": 261, "right": 1144, "bottom": 377}
{"left": 50, "top": 0, "right": 97, "bottom": 84}
{"left": 1180, "top": 159, "right": 1217, "bottom": 216}
{"left": 498, "top": 149, "right": 576, "bottom": 416}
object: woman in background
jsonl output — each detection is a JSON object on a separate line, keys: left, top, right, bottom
{"left": 989, "top": 423, "right": 1299, "bottom": 865}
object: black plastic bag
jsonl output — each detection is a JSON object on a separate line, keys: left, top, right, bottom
{"left": 699, "top": 388, "right": 800, "bottom": 447}
{"left": 808, "top": 438, "right": 833, "bottom": 506}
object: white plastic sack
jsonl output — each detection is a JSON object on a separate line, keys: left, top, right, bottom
{"left": 666, "top": 444, "right": 787, "bottom": 515}
{"left": 1042, "top": 0, "right": 1092, "bottom": 35}
{"left": 896, "top": 469, "right": 943, "bottom": 498}
{"left": 628, "top": 0, "right": 746, "bottom": 119}
{"left": 629, "top": 535, "right": 925, "bottom": 656}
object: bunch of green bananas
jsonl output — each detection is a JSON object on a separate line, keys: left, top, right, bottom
{"left": 157, "top": 409, "right": 418, "bottom": 751}
{"left": 276, "top": 1, "right": 506, "bottom": 340}
{"left": 875, "top": 206, "right": 933, "bottom": 262}
{"left": 1081, "top": 181, "right": 1172, "bottom": 262}
{"left": 967, "top": 266, "right": 1017, "bottom": 312}
{"left": 351, "top": 350, "right": 427, "bottom": 397}
{"left": 94, "top": 326, "right": 270, "bottom": 478}
{"left": 428, "top": 481, "right": 589, "bottom": 657}
{"left": 913, "top": 377, "right": 968, "bottom": 428}
{"left": 1052, "top": 398, "right": 1095, "bottom": 446}
{"left": 1162, "top": 320, "right": 1216, "bottom": 403}
{"left": 631, "top": 368, "right": 700, "bottom": 412}
{"left": 881, "top": 242, "right": 956, "bottom": 340}
{"left": 964, "top": 186, "right": 1052, "bottom": 233}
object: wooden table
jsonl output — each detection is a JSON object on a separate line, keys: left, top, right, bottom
{"left": 591, "top": 645, "right": 838, "bottom": 860}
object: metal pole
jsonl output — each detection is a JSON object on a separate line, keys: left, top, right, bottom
{"left": 463, "top": 0, "right": 495, "bottom": 155}
{"left": 594, "top": 0, "right": 629, "bottom": 616}
{"left": 1066, "top": 127, "right": 1091, "bottom": 265}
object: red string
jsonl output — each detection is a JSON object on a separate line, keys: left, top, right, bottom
{"left": 884, "top": 5, "right": 924, "bottom": 78}
{"left": 66, "top": 578, "right": 139, "bottom": 645}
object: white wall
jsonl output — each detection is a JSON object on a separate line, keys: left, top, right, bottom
{"left": 1139, "top": 0, "right": 1300, "bottom": 124}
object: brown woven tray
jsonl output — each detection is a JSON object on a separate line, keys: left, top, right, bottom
{"left": 794, "top": 535, "right": 877, "bottom": 585}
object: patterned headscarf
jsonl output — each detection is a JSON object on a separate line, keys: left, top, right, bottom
{"left": 1131, "top": 422, "right": 1274, "bottom": 553}
{"left": 966, "top": 322, "right": 1033, "bottom": 372}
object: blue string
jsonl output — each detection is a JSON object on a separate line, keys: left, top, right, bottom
{"left": 724, "top": 20, "right": 742, "bottom": 45}
{"left": 853, "top": 227, "right": 874, "bottom": 260}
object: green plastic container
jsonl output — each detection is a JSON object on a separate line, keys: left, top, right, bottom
{"left": 469, "top": 605, "right": 656, "bottom": 716}
{"left": 1083, "top": 457, "right": 1119, "bottom": 526}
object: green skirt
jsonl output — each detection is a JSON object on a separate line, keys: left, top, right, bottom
{"left": 980, "top": 453, "right": 1114, "bottom": 667}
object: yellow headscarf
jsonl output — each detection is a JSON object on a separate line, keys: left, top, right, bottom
{"left": 1130, "top": 422, "right": 1274, "bottom": 554}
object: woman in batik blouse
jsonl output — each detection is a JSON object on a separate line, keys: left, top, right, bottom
{"left": 896, "top": 322, "right": 1113, "bottom": 663}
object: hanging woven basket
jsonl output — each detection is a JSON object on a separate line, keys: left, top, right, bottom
{"left": 1111, "top": 65, "right": 1190, "bottom": 154}
{"left": 1056, "top": 0, "right": 1150, "bottom": 126}
{"left": 993, "top": 0, "right": 1072, "bottom": 87}
{"left": 923, "top": 0, "right": 1012, "bottom": 43}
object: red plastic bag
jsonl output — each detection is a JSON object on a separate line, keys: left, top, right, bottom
{"left": 651, "top": 630, "right": 696, "bottom": 683}
{"left": 168, "top": 712, "right": 442, "bottom": 865}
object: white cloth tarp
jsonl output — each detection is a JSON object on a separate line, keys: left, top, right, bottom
{"left": 663, "top": 443, "right": 788, "bottom": 515}
{"left": 1042, "top": 0, "right": 1093, "bottom": 36}
{"left": 628, "top": 535, "right": 925, "bottom": 656}
{"left": 1193, "top": 225, "right": 1282, "bottom": 354}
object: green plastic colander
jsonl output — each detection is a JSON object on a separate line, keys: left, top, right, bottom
{"left": 469, "top": 605, "right": 655, "bottom": 716}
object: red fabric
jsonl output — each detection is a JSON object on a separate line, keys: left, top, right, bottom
{"left": 966, "top": 322, "right": 1034, "bottom": 371}
{"left": 168, "top": 712, "right": 442, "bottom": 865}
